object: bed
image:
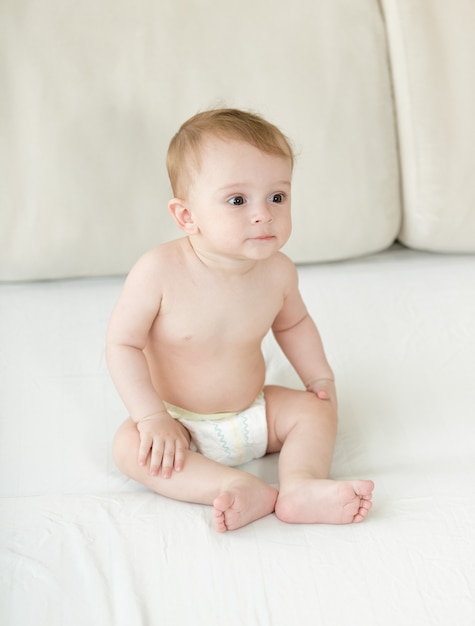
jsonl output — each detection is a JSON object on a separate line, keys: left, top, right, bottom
{"left": 2, "top": 245, "right": 475, "bottom": 626}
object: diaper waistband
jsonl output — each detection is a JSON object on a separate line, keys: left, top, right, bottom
{"left": 164, "top": 391, "right": 264, "bottom": 423}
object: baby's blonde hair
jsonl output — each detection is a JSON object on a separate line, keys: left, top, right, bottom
{"left": 166, "top": 108, "right": 294, "bottom": 198}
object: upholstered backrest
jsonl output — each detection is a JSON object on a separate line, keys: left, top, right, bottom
{"left": 0, "top": 0, "right": 399, "bottom": 280}
{"left": 382, "top": 0, "right": 475, "bottom": 253}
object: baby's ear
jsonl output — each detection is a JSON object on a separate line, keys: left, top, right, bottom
{"left": 168, "top": 199, "right": 199, "bottom": 234}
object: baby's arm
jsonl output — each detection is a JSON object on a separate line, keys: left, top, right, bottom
{"left": 272, "top": 261, "right": 337, "bottom": 406}
{"left": 106, "top": 252, "right": 189, "bottom": 477}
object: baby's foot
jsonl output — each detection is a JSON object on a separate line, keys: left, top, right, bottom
{"left": 213, "top": 480, "right": 278, "bottom": 532}
{"left": 275, "top": 479, "right": 374, "bottom": 525}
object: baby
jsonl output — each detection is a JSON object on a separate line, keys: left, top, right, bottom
{"left": 106, "top": 108, "right": 374, "bottom": 532}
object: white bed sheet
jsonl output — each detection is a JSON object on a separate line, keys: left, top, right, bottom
{"left": 1, "top": 245, "right": 475, "bottom": 626}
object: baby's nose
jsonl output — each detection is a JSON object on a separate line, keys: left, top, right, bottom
{"left": 252, "top": 203, "right": 273, "bottom": 223}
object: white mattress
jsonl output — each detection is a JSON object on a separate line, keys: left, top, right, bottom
{"left": 1, "top": 245, "right": 475, "bottom": 625}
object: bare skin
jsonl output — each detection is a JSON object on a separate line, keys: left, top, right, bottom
{"left": 107, "top": 136, "right": 374, "bottom": 532}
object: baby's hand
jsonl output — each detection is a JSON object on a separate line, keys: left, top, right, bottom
{"left": 136, "top": 411, "right": 190, "bottom": 478}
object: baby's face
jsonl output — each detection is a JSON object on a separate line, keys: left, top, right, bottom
{"left": 183, "top": 137, "right": 292, "bottom": 263}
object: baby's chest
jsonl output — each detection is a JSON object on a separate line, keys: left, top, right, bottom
{"left": 158, "top": 285, "right": 282, "bottom": 343}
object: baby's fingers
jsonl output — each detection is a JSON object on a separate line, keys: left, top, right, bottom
{"left": 148, "top": 439, "right": 165, "bottom": 476}
{"left": 138, "top": 433, "right": 154, "bottom": 468}
{"left": 173, "top": 441, "right": 187, "bottom": 473}
{"left": 158, "top": 439, "right": 188, "bottom": 478}
{"left": 159, "top": 440, "right": 177, "bottom": 479}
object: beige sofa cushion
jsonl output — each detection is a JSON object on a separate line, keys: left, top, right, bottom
{"left": 382, "top": 0, "right": 475, "bottom": 252}
{"left": 0, "top": 0, "right": 400, "bottom": 280}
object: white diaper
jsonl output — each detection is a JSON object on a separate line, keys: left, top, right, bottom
{"left": 164, "top": 392, "right": 268, "bottom": 466}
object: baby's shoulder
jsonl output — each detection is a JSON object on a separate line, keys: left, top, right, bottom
{"left": 122, "top": 239, "right": 187, "bottom": 294}
{"left": 265, "top": 251, "right": 298, "bottom": 280}
{"left": 131, "top": 238, "right": 186, "bottom": 272}
{"left": 258, "top": 252, "right": 298, "bottom": 296}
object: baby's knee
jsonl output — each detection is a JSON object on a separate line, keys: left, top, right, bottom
{"left": 296, "top": 389, "right": 322, "bottom": 411}
{"left": 295, "top": 389, "right": 336, "bottom": 423}
{"left": 112, "top": 418, "right": 138, "bottom": 472}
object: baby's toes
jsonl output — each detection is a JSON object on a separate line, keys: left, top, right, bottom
{"left": 354, "top": 498, "right": 373, "bottom": 522}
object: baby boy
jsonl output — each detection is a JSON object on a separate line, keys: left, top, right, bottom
{"left": 106, "top": 108, "right": 374, "bottom": 532}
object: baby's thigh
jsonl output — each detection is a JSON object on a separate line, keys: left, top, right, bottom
{"left": 264, "top": 385, "right": 321, "bottom": 453}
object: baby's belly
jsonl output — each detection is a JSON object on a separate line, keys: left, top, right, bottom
{"left": 146, "top": 350, "right": 267, "bottom": 414}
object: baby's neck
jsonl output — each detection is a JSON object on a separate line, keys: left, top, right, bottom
{"left": 186, "top": 237, "right": 258, "bottom": 276}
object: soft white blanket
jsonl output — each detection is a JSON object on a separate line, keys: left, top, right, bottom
{"left": 1, "top": 246, "right": 474, "bottom": 626}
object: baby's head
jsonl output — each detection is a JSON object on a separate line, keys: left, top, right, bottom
{"left": 167, "top": 108, "right": 294, "bottom": 199}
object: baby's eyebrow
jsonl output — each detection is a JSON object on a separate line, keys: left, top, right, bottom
{"left": 270, "top": 180, "right": 292, "bottom": 188}
{"left": 217, "top": 183, "right": 247, "bottom": 193}
{"left": 217, "top": 180, "right": 291, "bottom": 193}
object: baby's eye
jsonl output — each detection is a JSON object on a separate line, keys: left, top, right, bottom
{"left": 228, "top": 195, "right": 246, "bottom": 206}
{"left": 270, "top": 193, "right": 285, "bottom": 203}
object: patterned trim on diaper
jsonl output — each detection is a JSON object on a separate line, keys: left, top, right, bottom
{"left": 211, "top": 422, "right": 232, "bottom": 463}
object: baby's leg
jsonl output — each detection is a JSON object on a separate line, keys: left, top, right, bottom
{"left": 113, "top": 418, "right": 277, "bottom": 532}
{"left": 264, "top": 386, "right": 374, "bottom": 524}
